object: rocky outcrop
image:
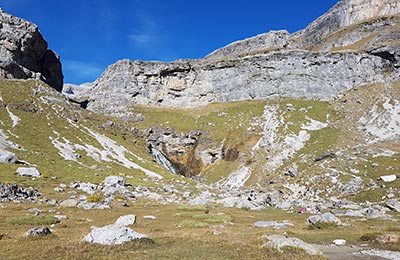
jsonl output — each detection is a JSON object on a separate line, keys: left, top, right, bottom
{"left": 295, "top": 0, "right": 400, "bottom": 49}
{"left": 67, "top": 0, "right": 399, "bottom": 113}
{"left": 0, "top": 10, "right": 63, "bottom": 91}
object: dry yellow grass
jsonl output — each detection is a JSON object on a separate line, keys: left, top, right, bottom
{"left": 1, "top": 201, "right": 399, "bottom": 260}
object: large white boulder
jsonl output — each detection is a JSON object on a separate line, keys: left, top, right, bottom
{"left": 82, "top": 224, "right": 147, "bottom": 245}
{"left": 16, "top": 167, "right": 40, "bottom": 178}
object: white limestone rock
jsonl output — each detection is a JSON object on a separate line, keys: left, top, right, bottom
{"left": 82, "top": 224, "right": 147, "bottom": 245}
{"left": 263, "top": 235, "right": 322, "bottom": 255}
{"left": 16, "top": 167, "right": 40, "bottom": 178}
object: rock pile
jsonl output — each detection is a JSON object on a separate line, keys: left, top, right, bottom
{"left": 0, "top": 183, "right": 39, "bottom": 202}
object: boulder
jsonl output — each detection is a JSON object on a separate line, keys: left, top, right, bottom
{"left": 262, "top": 235, "right": 322, "bottom": 255}
{"left": 82, "top": 224, "right": 147, "bottom": 245}
{"left": 115, "top": 215, "right": 136, "bottom": 226}
{"left": 0, "top": 149, "right": 18, "bottom": 163}
{"left": 386, "top": 200, "right": 400, "bottom": 213}
{"left": 379, "top": 175, "right": 397, "bottom": 183}
{"left": 16, "top": 167, "right": 40, "bottom": 178}
{"left": 254, "top": 221, "right": 294, "bottom": 229}
{"left": 0, "top": 11, "right": 63, "bottom": 91}
{"left": 366, "top": 207, "right": 388, "bottom": 219}
{"left": 308, "top": 212, "right": 342, "bottom": 225}
{"left": 103, "top": 176, "right": 126, "bottom": 187}
{"left": 59, "top": 198, "right": 78, "bottom": 208}
{"left": 24, "top": 227, "right": 51, "bottom": 237}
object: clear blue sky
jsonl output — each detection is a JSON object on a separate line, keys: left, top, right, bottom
{"left": 2, "top": 0, "right": 339, "bottom": 84}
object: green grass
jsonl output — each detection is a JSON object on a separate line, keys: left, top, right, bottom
{"left": 7, "top": 216, "right": 60, "bottom": 226}
{"left": 192, "top": 213, "right": 233, "bottom": 223}
{"left": 177, "top": 220, "right": 209, "bottom": 228}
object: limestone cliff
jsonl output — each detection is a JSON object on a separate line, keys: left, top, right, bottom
{"left": 0, "top": 10, "right": 63, "bottom": 91}
{"left": 65, "top": 0, "right": 399, "bottom": 115}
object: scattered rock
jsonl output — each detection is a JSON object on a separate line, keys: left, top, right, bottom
{"left": 24, "top": 227, "right": 51, "bottom": 237}
{"left": 386, "top": 199, "right": 400, "bottom": 213}
{"left": 103, "top": 176, "right": 126, "bottom": 187}
{"left": 28, "top": 208, "right": 41, "bottom": 216}
{"left": 262, "top": 235, "right": 322, "bottom": 255}
{"left": 16, "top": 167, "right": 40, "bottom": 178}
{"left": 366, "top": 207, "right": 388, "bottom": 219}
{"left": 332, "top": 239, "right": 346, "bottom": 246}
{"left": 143, "top": 215, "right": 156, "bottom": 220}
{"left": 308, "top": 212, "right": 342, "bottom": 225}
{"left": 59, "top": 198, "right": 78, "bottom": 208}
{"left": 115, "top": 214, "right": 136, "bottom": 226}
{"left": 380, "top": 175, "right": 397, "bottom": 183}
{"left": 54, "top": 215, "right": 68, "bottom": 221}
{"left": 254, "top": 221, "right": 294, "bottom": 229}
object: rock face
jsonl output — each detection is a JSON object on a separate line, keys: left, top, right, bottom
{"left": 0, "top": 10, "right": 63, "bottom": 91}
{"left": 67, "top": 0, "right": 400, "bottom": 114}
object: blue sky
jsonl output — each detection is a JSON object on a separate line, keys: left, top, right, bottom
{"left": 2, "top": 0, "right": 339, "bottom": 84}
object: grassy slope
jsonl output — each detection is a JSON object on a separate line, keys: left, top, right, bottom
{"left": 0, "top": 80, "right": 399, "bottom": 259}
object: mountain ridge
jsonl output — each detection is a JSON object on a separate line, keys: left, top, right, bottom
{"left": 63, "top": 0, "right": 399, "bottom": 115}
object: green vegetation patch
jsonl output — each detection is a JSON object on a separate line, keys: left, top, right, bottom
{"left": 7, "top": 216, "right": 60, "bottom": 226}
{"left": 192, "top": 213, "right": 232, "bottom": 223}
{"left": 178, "top": 220, "right": 209, "bottom": 228}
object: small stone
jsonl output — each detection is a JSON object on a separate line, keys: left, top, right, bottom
{"left": 143, "top": 215, "right": 156, "bottom": 220}
{"left": 371, "top": 163, "right": 379, "bottom": 168}
{"left": 54, "top": 215, "right": 68, "bottom": 221}
{"left": 379, "top": 175, "right": 397, "bottom": 182}
{"left": 333, "top": 239, "right": 346, "bottom": 246}
{"left": 24, "top": 227, "right": 52, "bottom": 237}
{"left": 28, "top": 208, "right": 41, "bottom": 216}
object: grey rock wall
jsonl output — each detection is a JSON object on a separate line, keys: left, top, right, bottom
{"left": 0, "top": 10, "right": 63, "bottom": 91}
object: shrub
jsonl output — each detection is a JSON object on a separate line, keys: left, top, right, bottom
{"left": 87, "top": 194, "right": 103, "bottom": 203}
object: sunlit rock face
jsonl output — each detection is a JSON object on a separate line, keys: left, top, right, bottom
{"left": 0, "top": 10, "right": 63, "bottom": 91}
